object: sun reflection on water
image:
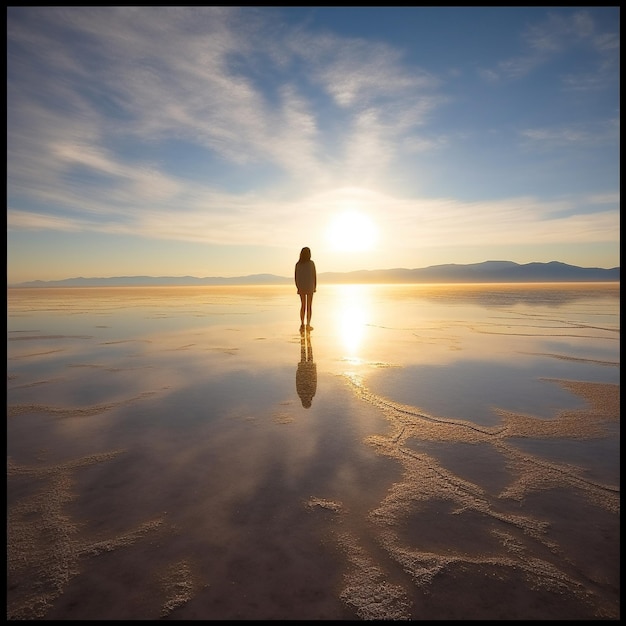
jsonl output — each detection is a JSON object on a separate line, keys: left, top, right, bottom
{"left": 335, "top": 285, "right": 371, "bottom": 360}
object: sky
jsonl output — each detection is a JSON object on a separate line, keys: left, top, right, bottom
{"left": 6, "top": 6, "right": 620, "bottom": 284}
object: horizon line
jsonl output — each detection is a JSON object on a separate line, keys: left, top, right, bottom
{"left": 7, "top": 260, "right": 620, "bottom": 288}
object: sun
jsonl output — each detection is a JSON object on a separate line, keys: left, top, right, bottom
{"left": 326, "top": 210, "right": 378, "bottom": 252}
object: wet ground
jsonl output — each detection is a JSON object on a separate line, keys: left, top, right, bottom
{"left": 7, "top": 283, "right": 620, "bottom": 620}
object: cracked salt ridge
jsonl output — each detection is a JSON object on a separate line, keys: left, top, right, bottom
{"left": 7, "top": 391, "right": 162, "bottom": 419}
{"left": 345, "top": 374, "right": 619, "bottom": 509}
{"left": 330, "top": 373, "right": 619, "bottom": 619}
{"left": 7, "top": 452, "right": 166, "bottom": 620}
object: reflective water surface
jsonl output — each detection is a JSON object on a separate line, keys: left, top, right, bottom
{"left": 7, "top": 283, "right": 620, "bottom": 619}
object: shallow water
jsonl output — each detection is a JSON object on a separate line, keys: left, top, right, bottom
{"left": 7, "top": 283, "right": 620, "bottom": 619}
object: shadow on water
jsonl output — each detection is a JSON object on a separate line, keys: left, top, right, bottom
{"left": 296, "top": 329, "right": 317, "bottom": 408}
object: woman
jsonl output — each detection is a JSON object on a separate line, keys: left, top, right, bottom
{"left": 294, "top": 246, "right": 316, "bottom": 332}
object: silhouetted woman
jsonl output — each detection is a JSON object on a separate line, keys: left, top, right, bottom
{"left": 295, "top": 246, "right": 316, "bottom": 332}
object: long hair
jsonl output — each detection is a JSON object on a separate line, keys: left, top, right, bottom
{"left": 298, "top": 247, "right": 311, "bottom": 263}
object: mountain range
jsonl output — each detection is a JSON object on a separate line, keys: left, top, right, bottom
{"left": 9, "top": 261, "right": 619, "bottom": 287}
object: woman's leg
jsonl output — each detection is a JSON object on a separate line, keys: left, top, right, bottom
{"left": 299, "top": 293, "right": 306, "bottom": 326}
{"left": 306, "top": 292, "right": 313, "bottom": 326}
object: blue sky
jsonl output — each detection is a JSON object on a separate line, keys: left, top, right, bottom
{"left": 7, "top": 7, "right": 620, "bottom": 283}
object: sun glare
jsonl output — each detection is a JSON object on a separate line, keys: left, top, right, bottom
{"left": 326, "top": 210, "right": 378, "bottom": 252}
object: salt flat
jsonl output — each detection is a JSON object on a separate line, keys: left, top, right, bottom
{"left": 7, "top": 283, "right": 620, "bottom": 620}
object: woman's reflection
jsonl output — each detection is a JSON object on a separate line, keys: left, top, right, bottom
{"left": 296, "top": 329, "right": 317, "bottom": 408}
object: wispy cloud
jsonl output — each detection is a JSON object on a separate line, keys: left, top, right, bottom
{"left": 7, "top": 7, "right": 449, "bottom": 222}
{"left": 479, "top": 9, "right": 619, "bottom": 88}
{"left": 519, "top": 118, "right": 619, "bottom": 151}
{"left": 8, "top": 187, "right": 619, "bottom": 251}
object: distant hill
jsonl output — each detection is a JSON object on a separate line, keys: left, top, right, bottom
{"left": 10, "top": 274, "right": 291, "bottom": 288}
{"left": 321, "top": 261, "right": 620, "bottom": 284}
{"left": 9, "top": 261, "right": 619, "bottom": 287}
